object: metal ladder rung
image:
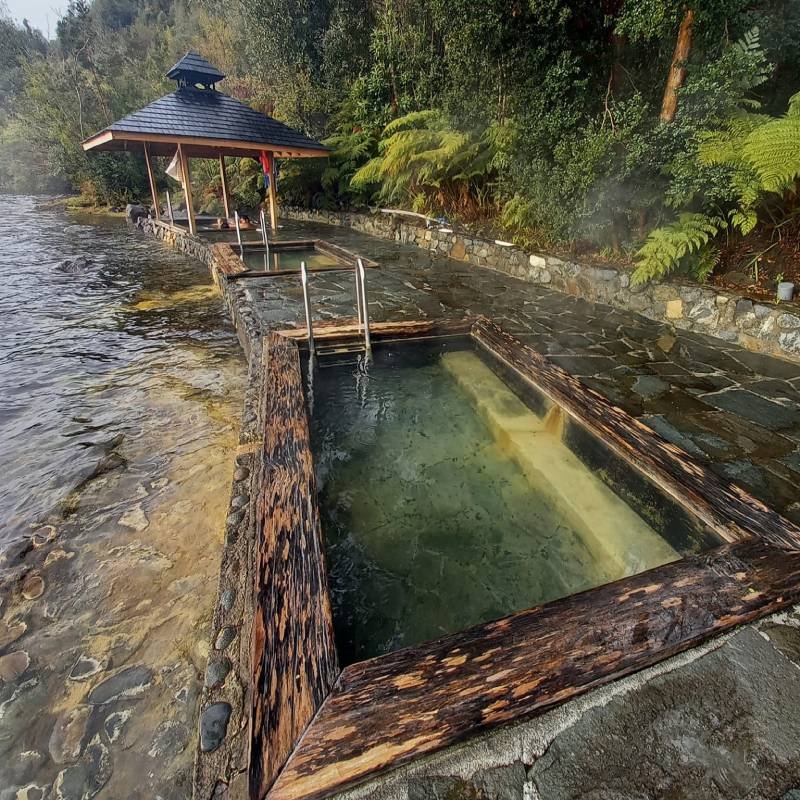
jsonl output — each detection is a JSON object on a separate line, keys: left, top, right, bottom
{"left": 301, "top": 259, "right": 372, "bottom": 362}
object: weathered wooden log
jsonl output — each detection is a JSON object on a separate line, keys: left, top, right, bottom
{"left": 269, "top": 537, "right": 800, "bottom": 800}
{"left": 250, "top": 333, "right": 339, "bottom": 799}
{"left": 277, "top": 317, "right": 474, "bottom": 342}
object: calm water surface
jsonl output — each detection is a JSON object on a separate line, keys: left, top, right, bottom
{"left": 0, "top": 196, "right": 245, "bottom": 798}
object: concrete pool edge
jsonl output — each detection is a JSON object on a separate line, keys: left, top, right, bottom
{"left": 137, "top": 218, "right": 800, "bottom": 800}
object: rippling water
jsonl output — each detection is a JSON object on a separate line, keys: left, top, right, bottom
{"left": 0, "top": 196, "right": 241, "bottom": 548}
{"left": 0, "top": 195, "right": 245, "bottom": 798}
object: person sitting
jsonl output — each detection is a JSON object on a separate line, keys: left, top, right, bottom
{"left": 213, "top": 217, "right": 230, "bottom": 230}
{"left": 238, "top": 214, "right": 254, "bottom": 230}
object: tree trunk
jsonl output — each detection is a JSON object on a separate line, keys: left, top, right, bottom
{"left": 660, "top": 7, "right": 695, "bottom": 123}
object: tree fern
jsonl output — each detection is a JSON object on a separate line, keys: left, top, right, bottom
{"left": 741, "top": 115, "right": 800, "bottom": 193}
{"left": 633, "top": 213, "right": 724, "bottom": 284}
{"left": 637, "top": 86, "right": 800, "bottom": 284}
{"left": 350, "top": 110, "right": 496, "bottom": 218}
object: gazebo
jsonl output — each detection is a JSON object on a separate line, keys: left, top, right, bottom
{"left": 82, "top": 53, "right": 328, "bottom": 234}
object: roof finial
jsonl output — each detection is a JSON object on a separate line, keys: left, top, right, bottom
{"left": 166, "top": 52, "right": 226, "bottom": 89}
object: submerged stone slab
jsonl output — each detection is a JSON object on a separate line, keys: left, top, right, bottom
{"left": 87, "top": 665, "right": 152, "bottom": 705}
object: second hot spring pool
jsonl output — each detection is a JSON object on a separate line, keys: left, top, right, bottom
{"left": 305, "top": 338, "right": 720, "bottom": 664}
{"left": 240, "top": 247, "right": 341, "bottom": 272}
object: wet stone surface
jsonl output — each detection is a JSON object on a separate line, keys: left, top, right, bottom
{"left": 231, "top": 217, "right": 800, "bottom": 521}
{"left": 200, "top": 702, "right": 232, "bottom": 752}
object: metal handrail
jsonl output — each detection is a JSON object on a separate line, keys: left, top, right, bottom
{"left": 259, "top": 209, "right": 270, "bottom": 260}
{"left": 354, "top": 261, "right": 363, "bottom": 332}
{"left": 234, "top": 211, "right": 243, "bottom": 256}
{"left": 301, "top": 261, "right": 315, "bottom": 356}
{"left": 357, "top": 258, "right": 372, "bottom": 355}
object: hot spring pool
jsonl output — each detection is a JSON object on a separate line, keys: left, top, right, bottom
{"left": 240, "top": 247, "right": 341, "bottom": 272}
{"left": 306, "top": 339, "right": 720, "bottom": 664}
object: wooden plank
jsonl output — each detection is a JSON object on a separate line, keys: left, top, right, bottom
{"left": 219, "top": 154, "right": 231, "bottom": 219}
{"left": 472, "top": 317, "right": 800, "bottom": 551}
{"left": 276, "top": 317, "right": 474, "bottom": 342}
{"left": 250, "top": 333, "right": 339, "bottom": 800}
{"left": 143, "top": 142, "right": 160, "bottom": 220}
{"left": 269, "top": 537, "right": 800, "bottom": 800}
{"left": 177, "top": 143, "right": 196, "bottom": 236}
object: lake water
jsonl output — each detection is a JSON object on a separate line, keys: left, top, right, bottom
{"left": 0, "top": 196, "right": 245, "bottom": 798}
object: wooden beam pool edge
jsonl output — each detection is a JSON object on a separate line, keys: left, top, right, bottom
{"left": 267, "top": 538, "right": 800, "bottom": 800}
{"left": 254, "top": 318, "right": 800, "bottom": 800}
{"left": 249, "top": 333, "right": 339, "bottom": 798}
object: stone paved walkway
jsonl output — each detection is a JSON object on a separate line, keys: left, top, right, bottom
{"left": 227, "top": 218, "right": 800, "bottom": 523}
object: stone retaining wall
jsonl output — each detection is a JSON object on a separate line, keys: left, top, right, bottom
{"left": 281, "top": 206, "right": 800, "bottom": 362}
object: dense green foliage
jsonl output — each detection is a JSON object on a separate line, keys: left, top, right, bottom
{"left": 1, "top": 0, "right": 800, "bottom": 283}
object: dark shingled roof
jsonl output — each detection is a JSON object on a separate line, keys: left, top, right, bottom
{"left": 166, "top": 52, "right": 225, "bottom": 84}
{"left": 103, "top": 87, "right": 327, "bottom": 152}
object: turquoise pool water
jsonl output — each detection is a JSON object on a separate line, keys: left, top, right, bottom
{"left": 307, "top": 340, "right": 718, "bottom": 664}
{"left": 239, "top": 247, "right": 341, "bottom": 272}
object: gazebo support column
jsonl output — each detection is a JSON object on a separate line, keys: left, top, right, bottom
{"left": 177, "top": 143, "right": 197, "bottom": 235}
{"left": 143, "top": 142, "right": 160, "bottom": 220}
{"left": 267, "top": 152, "right": 278, "bottom": 231}
{"left": 219, "top": 154, "right": 231, "bottom": 219}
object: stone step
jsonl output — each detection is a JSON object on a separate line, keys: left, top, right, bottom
{"left": 441, "top": 350, "right": 679, "bottom": 578}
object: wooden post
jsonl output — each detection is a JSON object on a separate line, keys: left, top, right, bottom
{"left": 219, "top": 154, "right": 231, "bottom": 219}
{"left": 143, "top": 142, "right": 160, "bottom": 220}
{"left": 177, "top": 143, "right": 196, "bottom": 235}
{"left": 267, "top": 152, "right": 278, "bottom": 231}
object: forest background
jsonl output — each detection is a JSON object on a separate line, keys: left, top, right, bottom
{"left": 2, "top": 0, "right": 800, "bottom": 284}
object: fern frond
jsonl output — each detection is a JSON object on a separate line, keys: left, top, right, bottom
{"left": 382, "top": 110, "right": 441, "bottom": 137}
{"left": 633, "top": 213, "right": 725, "bottom": 285}
{"left": 742, "top": 116, "right": 800, "bottom": 193}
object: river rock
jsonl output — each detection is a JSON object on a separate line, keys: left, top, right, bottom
{"left": 0, "top": 619, "right": 26, "bottom": 647}
{"left": 15, "top": 786, "right": 48, "bottom": 800}
{"left": 200, "top": 702, "right": 232, "bottom": 752}
{"left": 214, "top": 626, "right": 236, "bottom": 651}
{"left": 87, "top": 665, "right": 152, "bottom": 704}
{"left": 82, "top": 736, "right": 112, "bottom": 797}
{"left": 220, "top": 588, "right": 235, "bottom": 612}
{"left": 204, "top": 656, "right": 231, "bottom": 688}
{"left": 68, "top": 656, "right": 103, "bottom": 682}
{"left": 56, "top": 256, "right": 92, "bottom": 274}
{"left": 0, "top": 651, "right": 30, "bottom": 682}
{"left": 21, "top": 573, "right": 44, "bottom": 600}
{"left": 118, "top": 505, "right": 149, "bottom": 531}
{"left": 103, "top": 709, "right": 132, "bottom": 744}
{"left": 53, "top": 764, "right": 86, "bottom": 800}
{"left": 52, "top": 735, "right": 111, "bottom": 800}
{"left": 31, "top": 526, "right": 56, "bottom": 548}
{"left": 5, "top": 750, "right": 46, "bottom": 786}
{"left": 125, "top": 204, "right": 147, "bottom": 222}
{"left": 49, "top": 706, "right": 91, "bottom": 764}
